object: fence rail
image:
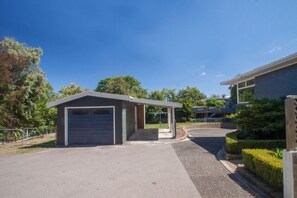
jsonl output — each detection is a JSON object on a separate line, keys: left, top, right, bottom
{"left": 285, "top": 95, "right": 297, "bottom": 151}
{"left": 0, "top": 127, "right": 56, "bottom": 144}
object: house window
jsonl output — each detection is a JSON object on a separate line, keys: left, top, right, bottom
{"left": 238, "top": 87, "right": 254, "bottom": 102}
{"left": 238, "top": 82, "right": 246, "bottom": 88}
{"left": 246, "top": 79, "right": 255, "bottom": 86}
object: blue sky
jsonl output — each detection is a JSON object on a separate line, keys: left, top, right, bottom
{"left": 1, "top": 0, "right": 297, "bottom": 97}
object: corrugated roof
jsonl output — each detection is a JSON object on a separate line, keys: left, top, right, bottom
{"left": 47, "top": 91, "right": 182, "bottom": 108}
{"left": 221, "top": 52, "right": 297, "bottom": 85}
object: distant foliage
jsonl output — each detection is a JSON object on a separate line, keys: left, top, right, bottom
{"left": 146, "top": 89, "right": 177, "bottom": 124}
{"left": 96, "top": 76, "right": 147, "bottom": 98}
{"left": 58, "top": 83, "right": 84, "bottom": 98}
{"left": 234, "top": 98, "right": 285, "bottom": 140}
{"left": 205, "top": 98, "right": 225, "bottom": 107}
{"left": 175, "top": 86, "right": 206, "bottom": 121}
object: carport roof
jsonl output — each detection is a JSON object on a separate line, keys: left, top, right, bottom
{"left": 47, "top": 91, "right": 182, "bottom": 108}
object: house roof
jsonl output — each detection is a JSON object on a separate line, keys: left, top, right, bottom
{"left": 221, "top": 52, "right": 297, "bottom": 85}
{"left": 47, "top": 91, "right": 183, "bottom": 108}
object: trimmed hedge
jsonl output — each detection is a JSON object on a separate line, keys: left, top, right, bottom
{"left": 242, "top": 149, "right": 283, "bottom": 189}
{"left": 226, "top": 131, "right": 285, "bottom": 154}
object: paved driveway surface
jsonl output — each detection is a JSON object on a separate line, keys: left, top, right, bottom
{"left": 172, "top": 128, "right": 255, "bottom": 198}
{"left": 0, "top": 144, "right": 200, "bottom": 198}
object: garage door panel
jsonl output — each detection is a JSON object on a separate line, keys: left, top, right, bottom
{"left": 67, "top": 108, "right": 114, "bottom": 145}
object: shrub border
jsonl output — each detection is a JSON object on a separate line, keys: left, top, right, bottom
{"left": 242, "top": 149, "right": 283, "bottom": 189}
{"left": 226, "top": 131, "right": 286, "bottom": 154}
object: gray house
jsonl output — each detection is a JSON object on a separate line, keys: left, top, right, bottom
{"left": 221, "top": 52, "right": 297, "bottom": 103}
{"left": 47, "top": 91, "right": 182, "bottom": 146}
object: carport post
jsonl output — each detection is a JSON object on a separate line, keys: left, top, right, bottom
{"left": 172, "top": 107, "right": 176, "bottom": 138}
{"left": 167, "top": 107, "right": 172, "bottom": 131}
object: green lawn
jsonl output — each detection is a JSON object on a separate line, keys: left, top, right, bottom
{"left": 0, "top": 133, "right": 55, "bottom": 156}
{"left": 145, "top": 122, "right": 214, "bottom": 129}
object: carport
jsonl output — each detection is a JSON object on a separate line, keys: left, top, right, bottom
{"left": 47, "top": 91, "right": 182, "bottom": 146}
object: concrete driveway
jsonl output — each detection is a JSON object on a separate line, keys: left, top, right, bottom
{"left": 172, "top": 128, "right": 254, "bottom": 198}
{"left": 0, "top": 143, "right": 201, "bottom": 198}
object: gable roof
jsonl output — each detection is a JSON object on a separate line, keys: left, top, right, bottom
{"left": 47, "top": 91, "right": 182, "bottom": 108}
{"left": 221, "top": 52, "right": 297, "bottom": 85}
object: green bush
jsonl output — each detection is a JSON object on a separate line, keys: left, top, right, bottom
{"left": 242, "top": 149, "right": 283, "bottom": 189}
{"left": 234, "top": 98, "right": 285, "bottom": 140}
{"left": 226, "top": 131, "right": 285, "bottom": 154}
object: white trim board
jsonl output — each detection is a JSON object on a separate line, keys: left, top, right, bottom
{"left": 47, "top": 91, "right": 182, "bottom": 108}
{"left": 64, "top": 106, "right": 116, "bottom": 146}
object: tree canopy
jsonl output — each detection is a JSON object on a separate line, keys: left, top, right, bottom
{"left": 95, "top": 75, "right": 147, "bottom": 98}
{"left": 175, "top": 86, "right": 206, "bottom": 121}
{"left": 0, "top": 38, "right": 52, "bottom": 129}
{"left": 58, "top": 83, "right": 85, "bottom": 98}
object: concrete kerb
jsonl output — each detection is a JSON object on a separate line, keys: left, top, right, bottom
{"left": 217, "top": 149, "right": 270, "bottom": 198}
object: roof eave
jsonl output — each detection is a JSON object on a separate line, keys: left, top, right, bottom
{"left": 220, "top": 52, "right": 297, "bottom": 85}
{"left": 47, "top": 91, "right": 183, "bottom": 108}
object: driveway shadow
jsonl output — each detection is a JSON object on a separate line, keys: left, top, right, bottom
{"left": 189, "top": 136, "right": 225, "bottom": 156}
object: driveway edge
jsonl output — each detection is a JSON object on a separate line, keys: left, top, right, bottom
{"left": 217, "top": 149, "right": 270, "bottom": 198}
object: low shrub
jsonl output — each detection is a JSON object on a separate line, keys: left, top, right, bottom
{"left": 226, "top": 131, "right": 285, "bottom": 154}
{"left": 242, "top": 149, "right": 283, "bottom": 189}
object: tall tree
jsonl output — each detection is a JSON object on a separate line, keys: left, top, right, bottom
{"left": 176, "top": 86, "right": 206, "bottom": 121}
{"left": 0, "top": 37, "right": 52, "bottom": 128}
{"left": 95, "top": 75, "right": 147, "bottom": 98}
{"left": 0, "top": 37, "right": 42, "bottom": 92}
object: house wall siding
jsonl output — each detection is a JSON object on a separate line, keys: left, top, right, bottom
{"left": 56, "top": 96, "right": 123, "bottom": 145}
{"left": 254, "top": 64, "right": 297, "bottom": 99}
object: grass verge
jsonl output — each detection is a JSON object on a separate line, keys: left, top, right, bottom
{"left": 0, "top": 133, "right": 55, "bottom": 156}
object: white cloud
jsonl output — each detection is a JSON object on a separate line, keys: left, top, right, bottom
{"left": 268, "top": 46, "right": 281, "bottom": 54}
{"left": 200, "top": 72, "right": 206, "bottom": 76}
{"left": 214, "top": 74, "right": 225, "bottom": 77}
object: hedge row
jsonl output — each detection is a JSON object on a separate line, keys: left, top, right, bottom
{"left": 226, "top": 131, "right": 285, "bottom": 154}
{"left": 242, "top": 149, "right": 283, "bottom": 189}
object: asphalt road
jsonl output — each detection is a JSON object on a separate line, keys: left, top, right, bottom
{"left": 0, "top": 128, "right": 257, "bottom": 198}
{"left": 0, "top": 144, "right": 201, "bottom": 198}
{"left": 172, "top": 128, "right": 255, "bottom": 198}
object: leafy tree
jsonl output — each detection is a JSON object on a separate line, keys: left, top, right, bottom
{"left": 162, "top": 88, "right": 177, "bottom": 102}
{"left": 0, "top": 38, "right": 52, "bottom": 129}
{"left": 58, "top": 83, "right": 84, "bottom": 98}
{"left": 95, "top": 76, "right": 147, "bottom": 98}
{"left": 0, "top": 37, "right": 42, "bottom": 92}
{"left": 146, "top": 90, "right": 166, "bottom": 123}
{"left": 176, "top": 86, "right": 206, "bottom": 121}
{"left": 205, "top": 98, "right": 225, "bottom": 107}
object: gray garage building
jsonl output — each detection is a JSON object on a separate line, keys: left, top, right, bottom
{"left": 47, "top": 91, "right": 182, "bottom": 146}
